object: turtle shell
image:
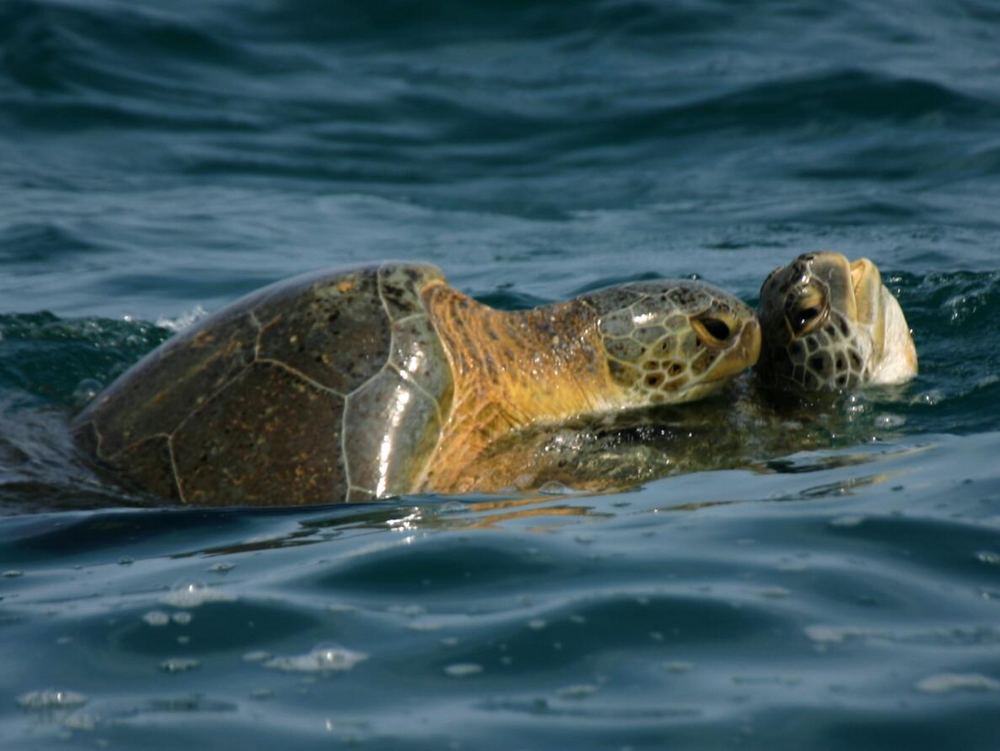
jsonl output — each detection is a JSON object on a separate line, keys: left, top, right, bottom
{"left": 72, "top": 263, "right": 452, "bottom": 505}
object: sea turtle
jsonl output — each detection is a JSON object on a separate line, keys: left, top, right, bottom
{"left": 466, "top": 252, "right": 921, "bottom": 497}
{"left": 756, "top": 252, "right": 917, "bottom": 390}
{"left": 72, "top": 262, "right": 761, "bottom": 506}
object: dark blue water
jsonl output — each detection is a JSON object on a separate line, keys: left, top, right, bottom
{"left": 2, "top": 1, "right": 1000, "bottom": 748}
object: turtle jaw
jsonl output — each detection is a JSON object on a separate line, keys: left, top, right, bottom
{"left": 843, "top": 255, "right": 917, "bottom": 383}
{"left": 660, "top": 317, "right": 761, "bottom": 404}
{"left": 848, "top": 257, "right": 882, "bottom": 330}
{"left": 667, "top": 311, "right": 761, "bottom": 404}
{"left": 702, "top": 316, "right": 761, "bottom": 385}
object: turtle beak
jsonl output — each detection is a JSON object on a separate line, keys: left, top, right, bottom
{"left": 707, "top": 317, "right": 761, "bottom": 382}
{"left": 849, "top": 257, "right": 882, "bottom": 327}
{"left": 740, "top": 317, "right": 762, "bottom": 367}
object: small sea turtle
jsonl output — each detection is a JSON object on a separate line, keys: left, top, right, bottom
{"left": 72, "top": 263, "right": 760, "bottom": 506}
{"left": 756, "top": 252, "right": 917, "bottom": 390}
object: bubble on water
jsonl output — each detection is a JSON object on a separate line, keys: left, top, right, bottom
{"left": 915, "top": 673, "right": 1000, "bottom": 694}
{"left": 875, "top": 413, "right": 906, "bottom": 429}
{"left": 910, "top": 390, "right": 942, "bottom": 406}
{"left": 156, "top": 305, "right": 208, "bottom": 333}
{"left": 142, "top": 611, "right": 170, "bottom": 626}
{"left": 3, "top": 570, "right": 23, "bottom": 578}
{"left": 538, "top": 481, "right": 575, "bottom": 495}
{"left": 407, "top": 620, "right": 440, "bottom": 632}
{"left": 387, "top": 603, "right": 425, "bottom": 618}
{"left": 210, "top": 563, "right": 235, "bottom": 574}
{"left": 62, "top": 712, "right": 97, "bottom": 731}
{"left": 160, "top": 583, "right": 234, "bottom": 608}
{"left": 663, "top": 661, "right": 694, "bottom": 673}
{"left": 557, "top": 683, "right": 598, "bottom": 699}
{"left": 443, "top": 663, "right": 483, "bottom": 678}
{"left": 975, "top": 550, "right": 1000, "bottom": 566}
{"left": 804, "top": 625, "right": 875, "bottom": 643}
{"left": 160, "top": 658, "right": 200, "bottom": 673}
{"left": 243, "top": 650, "right": 272, "bottom": 663}
{"left": 172, "top": 612, "right": 192, "bottom": 625}
{"left": 829, "top": 515, "right": 865, "bottom": 528}
{"left": 732, "top": 674, "right": 802, "bottom": 687}
{"left": 759, "top": 587, "right": 790, "bottom": 599}
{"left": 264, "top": 646, "right": 367, "bottom": 673}
{"left": 776, "top": 560, "right": 809, "bottom": 572}
{"left": 72, "top": 378, "right": 104, "bottom": 406}
{"left": 18, "top": 690, "right": 88, "bottom": 709}
{"left": 527, "top": 619, "right": 547, "bottom": 630}
{"left": 976, "top": 374, "right": 999, "bottom": 389}
{"left": 438, "top": 501, "right": 469, "bottom": 514}
{"left": 846, "top": 394, "right": 866, "bottom": 416}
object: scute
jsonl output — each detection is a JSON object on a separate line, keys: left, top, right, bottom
{"left": 343, "top": 368, "right": 443, "bottom": 499}
{"left": 581, "top": 286, "right": 645, "bottom": 317}
{"left": 388, "top": 315, "right": 452, "bottom": 406}
{"left": 173, "top": 363, "right": 347, "bottom": 506}
{"left": 72, "top": 263, "right": 452, "bottom": 506}
{"left": 111, "top": 435, "right": 179, "bottom": 500}
{"left": 343, "top": 310, "right": 452, "bottom": 499}
{"left": 80, "top": 307, "right": 257, "bottom": 458}
{"left": 605, "top": 336, "right": 645, "bottom": 362}
{"left": 255, "top": 268, "right": 389, "bottom": 394}
{"left": 378, "top": 263, "right": 445, "bottom": 321}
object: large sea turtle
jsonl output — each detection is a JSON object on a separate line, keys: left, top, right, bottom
{"left": 453, "top": 252, "right": 921, "bottom": 497}
{"left": 72, "top": 263, "right": 761, "bottom": 506}
{"left": 756, "top": 252, "right": 917, "bottom": 390}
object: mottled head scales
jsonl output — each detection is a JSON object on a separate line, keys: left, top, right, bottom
{"left": 756, "top": 252, "right": 917, "bottom": 390}
{"left": 583, "top": 279, "right": 761, "bottom": 406}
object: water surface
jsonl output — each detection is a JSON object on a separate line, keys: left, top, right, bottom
{"left": 2, "top": 1, "right": 999, "bottom": 748}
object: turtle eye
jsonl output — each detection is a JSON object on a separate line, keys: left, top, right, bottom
{"left": 786, "top": 285, "right": 828, "bottom": 336}
{"left": 691, "top": 314, "right": 733, "bottom": 347}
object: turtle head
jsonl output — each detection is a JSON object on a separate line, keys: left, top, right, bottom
{"left": 756, "top": 251, "right": 917, "bottom": 390}
{"left": 588, "top": 280, "right": 761, "bottom": 406}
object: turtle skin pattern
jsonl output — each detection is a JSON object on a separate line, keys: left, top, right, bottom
{"left": 757, "top": 253, "right": 872, "bottom": 390}
{"left": 72, "top": 263, "right": 452, "bottom": 506}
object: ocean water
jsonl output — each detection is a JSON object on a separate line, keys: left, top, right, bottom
{"left": 2, "top": 0, "right": 1000, "bottom": 748}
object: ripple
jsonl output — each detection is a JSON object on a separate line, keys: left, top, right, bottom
{"left": 17, "top": 689, "right": 88, "bottom": 709}
{"left": 264, "top": 646, "right": 368, "bottom": 673}
{"left": 160, "top": 583, "right": 235, "bottom": 608}
{"left": 915, "top": 673, "right": 1000, "bottom": 694}
{"left": 160, "top": 657, "right": 200, "bottom": 673}
{"left": 3, "top": 0, "right": 1000, "bottom": 748}
{"left": 443, "top": 662, "right": 483, "bottom": 678}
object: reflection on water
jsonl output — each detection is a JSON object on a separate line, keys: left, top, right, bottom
{"left": 3, "top": 0, "right": 1000, "bottom": 745}
{"left": 3, "top": 433, "right": 1000, "bottom": 750}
